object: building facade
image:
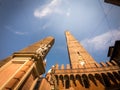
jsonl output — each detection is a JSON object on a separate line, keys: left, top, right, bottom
{"left": 46, "top": 31, "right": 120, "bottom": 90}
{"left": 0, "top": 36, "right": 54, "bottom": 90}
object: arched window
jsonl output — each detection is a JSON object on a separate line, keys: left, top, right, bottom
{"left": 65, "top": 80, "right": 69, "bottom": 89}
{"left": 59, "top": 75, "right": 64, "bottom": 86}
{"left": 70, "top": 75, "right": 76, "bottom": 86}
{"left": 113, "top": 72, "right": 120, "bottom": 81}
{"left": 76, "top": 74, "right": 83, "bottom": 86}
{"left": 59, "top": 75, "right": 63, "bottom": 80}
{"left": 55, "top": 75, "right": 58, "bottom": 85}
{"left": 101, "top": 73, "right": 111, "bottom": 87}
{"left": 70, "top": 75, "right": 74, "bottom": 80}
{"left": 107, "top": 72, "right": 118, "bottom": 85}
{"left": 95, "top": 73, "right": 104, "bottom": 86}
{"left": 82, "top": 74, "right": 89, "bottom": 88}
{"left": 64, "top": 75, "right": 69, "bottom": 89}
{"left": 88, "top": 74, "right": 97, "bottom": 86}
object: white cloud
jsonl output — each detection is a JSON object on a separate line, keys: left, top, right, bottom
{"left": 14, "top": 31, "right": 27, "bottom": 35}
{"left": 34, "top": 0, "right": 71, "bottom": 18}
{"left": 5, "top": 25, "right": 28, "bottom": 35}
{"left": 81, "top": 30, "right": 120, "bottom": 51}
{"left": 34, "top": 0, "right": 62, "bottom": 18}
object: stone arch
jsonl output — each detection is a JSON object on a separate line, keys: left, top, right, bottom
{"left": 95, "top": 73, "right": 104, "bottom": 85}
{"left": 55, "top": 75, "right": 58, "bottom": 79}
{"left": 76, "top": 74, "right": 80, "bottom": 80}
{"left": 113, "top": 72, "right": 120, "bottom": 81}
{"left": 64, "top": 75, "right": 69, "bottom": 80}
{"left": 107, "top": 72, "right": 118, "bottom": 85}
{"left": 101, "top": 73, "right": 111, "bottom": 87}
{"left": 82, "top": 74, "right": 90, "bottom": 88}
{"left": 59, "top": 75, "right": 64, "bottom": 86}
{"left": 70, "top": 74, "right": 76, "bottom": 87}
{"left": 76, "top": 74, "right": 83, "bottom": 86}
{"left": 64, "top": 75, "right": 69, "bottom": 89}
{"left": 70, "top": 75, "right": 75, "bottom": 80}
{"left": 59, "top": 75, "right": 63, "bottom": 80}
{"left": 55, "top": 75, "right": 59, "bottom": 85}
{"left": 88, "top": 74, "right": 97, "bottom": 86}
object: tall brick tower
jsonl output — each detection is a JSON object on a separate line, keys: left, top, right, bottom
{"left": 65, "top": 31, "right": 98, "bottom": 69}
{"left": 0, "top": 36, "right": 54, "bottom": 90}
{"left": 46, "top": 31, "right": 120, "bottom": 90}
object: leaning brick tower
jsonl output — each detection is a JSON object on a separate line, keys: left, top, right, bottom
{"left": 0, "top": 36, "right": 54, "bottom": 90}
{"left": 47, "top": 31, "right": 120, "bottom": 90}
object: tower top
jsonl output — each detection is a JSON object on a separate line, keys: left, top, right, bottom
{"left": 0, "top": 36, "right": 55, "bottom": 67}
{"left": 65, "top": 31, "right": 98, "bottom": 69}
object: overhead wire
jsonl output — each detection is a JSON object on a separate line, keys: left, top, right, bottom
{"left": 98, "top": 0, "right": 113, "bottom": 30}
{"left": 98, "top": 0, "right": 115, "bottom": 46}
{"left": 89, "top": 0, "right": 114, "bottom": 44}
{"left": 88, "top": 0, "right": 113, "bottom": 39}
{"left": 87, "top": 0, "right": 114, "bottom": 62}
{"left": 95, "top": 4, "right": 113, "bottom": 31}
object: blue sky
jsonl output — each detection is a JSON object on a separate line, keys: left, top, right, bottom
{"left": 0, "top": 0, "right": 120, "bottom": 72}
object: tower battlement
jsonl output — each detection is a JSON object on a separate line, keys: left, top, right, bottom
{"left": 46, "top": 31, "right": 120, "bottom": 90}
{"left": 54, "top": 60, "right": 118, "bottom": 70}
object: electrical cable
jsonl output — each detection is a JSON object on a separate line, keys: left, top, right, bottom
{"left": 88, "top": 0, "right": 113, "bottom": 39}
